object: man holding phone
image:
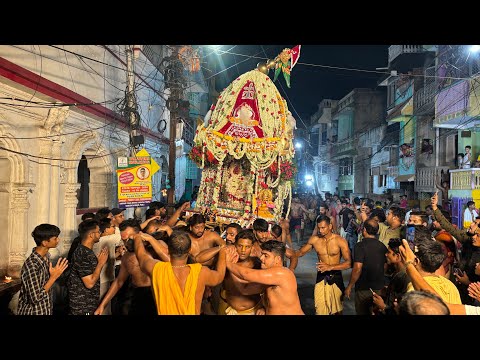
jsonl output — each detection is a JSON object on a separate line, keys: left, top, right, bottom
{"left": 431, "top": 191, "right": 480, "bottom": 303}
{"left": 345, "top": 218, "right": 387, "bottom": 315}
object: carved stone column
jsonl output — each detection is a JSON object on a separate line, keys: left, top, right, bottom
{"left": 8, "top": 184, "right": 33, "bottom": 278}
{"left": 38, "top": 106, "right": 68, "bottom": 225}
{"left": 49, "top": 139, "right": 63, "bottom": 226}
{"left": 37, "top": 139, "right": 52, "bottom": 224}
{"left": 61, "top": 183, "right": 81, "bottom": 257}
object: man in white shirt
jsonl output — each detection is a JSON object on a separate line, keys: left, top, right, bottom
{"left": 93, "top": 217, "right": 122, "bottom": 315}
{"left": 463, "top": 201, "right": 479, "bottom": 228}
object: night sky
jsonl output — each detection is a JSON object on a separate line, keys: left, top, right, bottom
{"left": 206, "top": 45, "right": 390, "bottom": 128}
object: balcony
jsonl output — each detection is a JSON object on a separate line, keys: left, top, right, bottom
{"left": 415, "top": 166, "right": 450, "bottom": 192}
{"left": 450, "top": 168, "right": 480, "bottom": 190}
{"left": 414, "top": 82, "right": 436, "bottom": 116}
{"left": 388, "top": 45, "right": 427, "bottom": 64}
{"left": 331, "top": 139, "right": 356, "bottom": 159}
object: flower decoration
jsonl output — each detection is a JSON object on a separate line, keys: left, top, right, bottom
{"left": 189, "top": 145, "right": 219, "bottom": 167}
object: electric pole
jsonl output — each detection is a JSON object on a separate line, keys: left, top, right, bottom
{"left": 125, "top": 45, "right": 143, "bottom": 155}
{"left": 164, "top": 45, "right": 186, "bottom": 216}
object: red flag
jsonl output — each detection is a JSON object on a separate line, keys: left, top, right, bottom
{"left": 290, "top": 45, "right": 301, "bottom": 69}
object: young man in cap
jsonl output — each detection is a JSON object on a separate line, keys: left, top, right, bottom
{"left": 111, "top": 208, "right": 126, "bottom": 228}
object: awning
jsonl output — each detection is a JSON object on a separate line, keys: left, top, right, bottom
{"left": 394, "top": 174, "right": 415, "bottom": 182}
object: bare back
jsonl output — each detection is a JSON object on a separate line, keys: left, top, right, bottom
{"left": 123, "top": 251, "right": 151, "bottom": 287}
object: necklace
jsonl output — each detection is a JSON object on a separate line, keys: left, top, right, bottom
{"left": 171, "top": 264, "right": 189, "bottom": 268}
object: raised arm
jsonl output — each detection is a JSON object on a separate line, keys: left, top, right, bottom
{"left": 226, "top": 262, "right": 286, "bottom": 286}
{"left": 194, "top": 244, "right": 225, "bottom": 264}
{"left": 133, "top": 234, "right": 158, "bottom": 277}
{"left": 165, "top": 202, "right": 190, "bottom": 228}
{"left": 398, "top": 239, "right": 466, "bottom": 315}
{"left": 140, "top": 215, "right": 160, "bottom": 230}
{"left": 140, "top": 232, "right": 170, "bottom": 262}
{"left": 203, "top": 246, "right": 227, "bottom": 287}
{"left": 431, "top": 191, "right": 469, "bottom": 243}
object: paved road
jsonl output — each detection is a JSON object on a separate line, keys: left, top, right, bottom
{"left": 291, "top": 233, "right": 356, "bottom": 315}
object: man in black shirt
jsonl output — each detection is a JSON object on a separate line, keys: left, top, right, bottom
{"left": 345, "top": 218, "right": 387, "bottom": 315}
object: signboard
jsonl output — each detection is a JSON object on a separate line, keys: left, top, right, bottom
{"left": 117, "top": 156, "right": 152, "bottom": 208}
{"left": 136, "top": 148, "right": 160, "bottom": 175}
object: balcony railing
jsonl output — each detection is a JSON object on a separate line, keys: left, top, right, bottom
{"left": 388, "top": 45, "right": 426, "bottom": 64}
{"left": 414, "top": 82, "right": 436, "bottom": 115}
{"left": 450, "top": 168, "right": 480, "bottom": 190}
{"left": 415, "top": 166, "right": 450, "bottom": 192}
{"left": 388, "top": 165, "right": 399, "bottom": 178}
{"left": 331, "top": 139, "right": 355, "bottom": 158}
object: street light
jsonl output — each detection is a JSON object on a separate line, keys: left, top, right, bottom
{"left": 295, "top": 142, "right": 302, "bottom": 149}
{"left": 469, "top": 45, "right": 480, "bottom": 53}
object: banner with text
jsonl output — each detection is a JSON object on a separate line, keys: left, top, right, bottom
{"left": 117, "top": 156, "right": 152, "bottom": 208}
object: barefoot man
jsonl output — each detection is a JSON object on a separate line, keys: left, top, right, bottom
{"left": 296, "top": 215, "right": 351, "bottom": 315}
{"left": 226, "top": 240, "right": 304, "bottom": 315}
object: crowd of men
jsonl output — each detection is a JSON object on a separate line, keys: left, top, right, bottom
{"left": 14, "top": 191, "right": 480, "bottom": 315}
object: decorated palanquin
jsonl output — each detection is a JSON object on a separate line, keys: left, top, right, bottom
{"left": 188, "top": 46, "right": 301, "bottom": 227}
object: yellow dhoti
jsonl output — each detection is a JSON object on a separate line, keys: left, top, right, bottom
{"left": 314, "top": 281, "right": 343, "bottom": 315}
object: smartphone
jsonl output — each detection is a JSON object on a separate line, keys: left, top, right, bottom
{"left": 369, "top": 288, "right": 375, "bottom": 295}
{"left": 454, "top": 267, "right": 464, "bottom": 277}
{"left": 406, "top": 225, "right": 416, "bottom": 251}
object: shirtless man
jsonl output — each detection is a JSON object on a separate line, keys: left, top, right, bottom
{"left": 224, "top": 223, "right": 243, "bottom": 246}
{"left": 217, "top": 229, "right": 264, "bottom": 315}
{"left": 187, "top": 213, "right": 226, "bottom": 314}
{"left": 94, "top": 219, "right": 163, "bottom": 315}
{"left": 311, "top": 203, "right": 337, "bottom": 237}
{"left": 226, "top": 240, "right": 304, "bottom": 315}
{"left": 134, "top": 230, "right": 227, "bottom": 315}
{"left": 289, "top": 195, "right": 309, "bottom": 244}
{"left": 297, "top": 215, "right": 351, "bottom": 315}
{"left": 188, "top": 214, "right": 225, "bottom": 266}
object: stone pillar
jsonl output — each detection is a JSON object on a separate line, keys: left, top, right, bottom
{"left": 8, "top": 184, "right": 33, "bottom": 278}
{"left": 37, "top": 139, "right": 52, "bottom": 224}
{"left": 61, "top": 183, "right": 80, "bottom": 257}
{"left": 49, "top": 139, "right": 63, "bottom": 226}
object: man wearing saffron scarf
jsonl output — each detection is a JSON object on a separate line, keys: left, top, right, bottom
{"left": 134, "top": 230, "right": 227, "bottom": 315}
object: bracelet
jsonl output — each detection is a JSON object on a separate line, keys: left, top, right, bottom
{"left": 405, "top": 260, "right": 415, "bottom": 268}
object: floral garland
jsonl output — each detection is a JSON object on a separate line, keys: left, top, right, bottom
{"left": 189, "top": 144, "right": 218, "bottom": 168}
{"left": 266, "top": 158, "right": 297, "bottom": 183}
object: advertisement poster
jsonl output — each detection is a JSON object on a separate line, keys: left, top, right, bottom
{"left": 117, "top": 156, "right": 152, "bottom": 208}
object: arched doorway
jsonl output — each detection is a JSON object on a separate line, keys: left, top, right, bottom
{"left": 77, "top": 155, "right": 90, "bottom": 209}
